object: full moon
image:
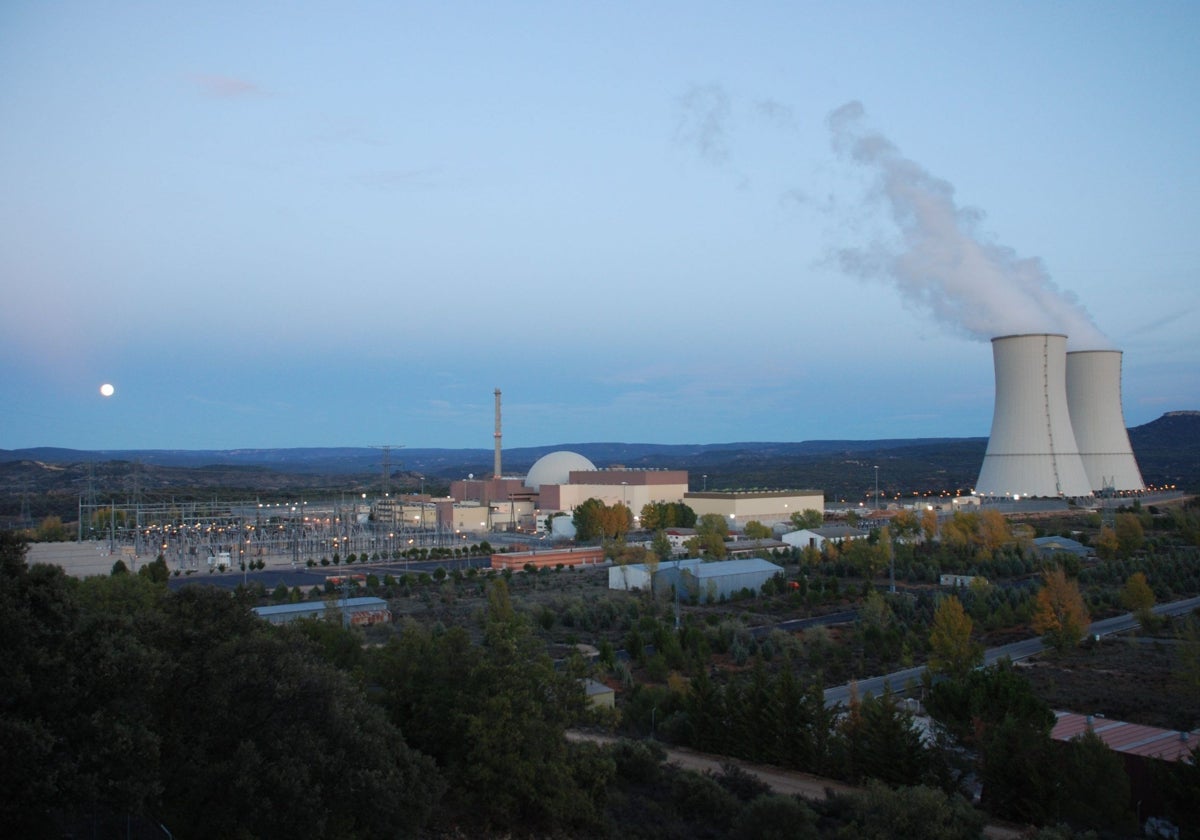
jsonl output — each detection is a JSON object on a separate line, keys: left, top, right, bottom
{"left": 100, "top": 383, "right": 115, "bottom": 397}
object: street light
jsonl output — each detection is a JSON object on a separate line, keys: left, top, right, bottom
{"left": 874, "top": 465, "right": 879, "bottom": 513}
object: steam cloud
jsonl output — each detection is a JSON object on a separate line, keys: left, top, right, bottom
{"left": 828, "top": 101, "right": 1110, "bottom": 349}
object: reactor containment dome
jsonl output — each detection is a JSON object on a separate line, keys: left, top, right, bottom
{"left": 524, "top": 451, "right": 597, "bottom": 491}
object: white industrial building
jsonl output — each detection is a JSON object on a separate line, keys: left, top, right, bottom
{"left": 683, "top": 490, "right": 824, "bottom": 530}
{"left": 781, "top": 525, "right": 868, "bottom": 552}
{"left": 608, "top": 558, "right": 701, "bottom": 591}
{"left": 251, "top": 597, "right": 391, "bottom": 626}
{"left": 535, "top": 459, "right": 689, "bottom": 519}
{"left": 655, "top": 557, "right": 784, "bottom": 603}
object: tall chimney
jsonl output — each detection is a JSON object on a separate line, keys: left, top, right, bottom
{"left": 493, "top": 388, "right": 502, "bottom": 478}
{"left": 975, "top": 333, "right": 1092, "bottom": 499}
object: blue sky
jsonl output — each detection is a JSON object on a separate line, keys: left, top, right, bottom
{"left": 2, "top": 1, "right": 1197, "bottom": 450}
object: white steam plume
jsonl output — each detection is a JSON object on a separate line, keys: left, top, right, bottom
{"left": 828, "top": 101, "right": 1110, "bottom": 349}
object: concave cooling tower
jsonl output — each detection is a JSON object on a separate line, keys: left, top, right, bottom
{"left": 975, "top": 334, "right": 1093, "bottom": 498}
{"left": 1066, "top": 350, "right": 1145, "bottom": 493}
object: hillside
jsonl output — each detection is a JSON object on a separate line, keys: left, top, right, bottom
{"left": 2, "top": 412, "right": 1196, "bottom": 524}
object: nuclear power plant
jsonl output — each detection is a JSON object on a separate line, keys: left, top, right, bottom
{"left": 975, "top": 334, "right": 1144, "bottom": 499}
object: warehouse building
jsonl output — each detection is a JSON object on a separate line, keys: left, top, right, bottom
{"left": 684, "top": 490, "right": 824, "bottom": 530}
{"left": 251, "top": 597, "right": 392, "bottom": 626}
{"left": 608, "top": 558, "right": 702, "bottom": 591}
{"left": 654, "top": 557, "right": 784, "bottom": 603}
{"left": 490, "top": 545, "right": 606, "bottom": 571}
{"left": 781, "top": 525, "right": 868, "bottom": 553}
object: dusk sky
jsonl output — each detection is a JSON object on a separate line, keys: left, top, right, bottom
{"left": 2, "top": 2, "right": 1197, "bottom": 451}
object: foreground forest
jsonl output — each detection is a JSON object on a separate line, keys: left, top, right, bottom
{"left": 4, "top": 498, "right": 1200, "bottom": 838}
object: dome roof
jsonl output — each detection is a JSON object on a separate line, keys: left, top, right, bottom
{"left": 525, "top": 451, "right": 596, "bottom": 491}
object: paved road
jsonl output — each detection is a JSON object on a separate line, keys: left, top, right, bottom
{"left": 822, "top": 595, "right": 1200, "bottom": 708}
{"left": 749, "top": 610, "right": 858, "bottom": 639}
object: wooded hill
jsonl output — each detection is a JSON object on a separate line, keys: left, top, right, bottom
{"left": 2, "top": 412, "right": 1197, "bottom": 524}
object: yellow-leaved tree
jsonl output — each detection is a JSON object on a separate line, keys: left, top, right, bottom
{"left": 1119, "top": 571, "right": 1155, "bottom": 630}
{"left": 928, "top": 595, "right": 983, "bottom": 679}
{"left": 1032, "top": 568, "right": 1090, "bottom": 652}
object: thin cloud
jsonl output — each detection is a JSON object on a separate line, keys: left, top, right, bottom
{"left": 1127, "top": 304, "right": 1198, "bottom": 335}
{"left": 192, "top": 74, "right": 266, "bottom": 98}
{"left": 353, "top": 168, "right": 442, "bottom": 191}
{"left": 674, "top": 83, "right": 732, "bottom": 166}
{"left": 754, "top": 98, "right": 796, "bottom": 130}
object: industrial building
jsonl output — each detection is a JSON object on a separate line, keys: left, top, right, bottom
{"left": 490, "top": 545, "right": 607, "bottom": 571}
{"left": 530, "top": 454, "right": 688, "bottom": 520}
{"left": 452, "top": 449, "right": 689, "bottom": 532}
{"left": 781, "top": 525, "right": 868, "bottom": 552}
{"left": 684, "top": 490, "right": 824, "bottom": 530}
{"left": 251, "top": 596, "right": 392, "bottom": 626}
{"left": 609, "top": 558, "right": 702, "bottom": 591}
{"left": 610, "top": 557, "right": 785, "bottom": 602}
{"left": 655, "top": 557, "right": 784, "bottom": 603}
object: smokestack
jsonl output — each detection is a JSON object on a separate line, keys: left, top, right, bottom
{"left": 493, "top": 388, "right": 502, "bottom": 478}
{"left": 976, "top": 334, "right": 1093, "bottom": 499}
{"left": 1066, "top": 350, "right": 1145, "bottom": 493}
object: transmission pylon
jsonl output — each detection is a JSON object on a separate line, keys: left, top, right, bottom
{"left": 369, "top": 444, "right": 405, "bottom": 498}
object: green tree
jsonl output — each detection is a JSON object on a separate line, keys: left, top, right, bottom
{"left": 743, "top": 520, "right": 772, "bottom": 539}
{"left": 370, "top": 578, "right": 602, "bottom": 833}
{"left": 136, "top": 554, "right": 170, "bottom": 584}
{"left": 156, "top": 592, "right": 442, "bottom": 838}
{"left": 0, "top": 530, "right": 29, "bottom": 575}
{"left": 34, "top": 515, "right": 70, "bottom": 542}
{"left": 790, "top": 509, "right": 824, "bottom": 530}
{"left": 640, "top": 501, "right": 696, "bottom": 530}
{"left": 1175, "top": 616, "right": 1200, "bottom": 728}
{"left": 639, "top": 502, "right": 661, "bottom": 531}
{"left": 731, "top": 794, "right": 818, "bottom": 840}
{"left": 928, "top": 595, "right": 983, "bottom": 680}
{"left": 572, "top": 497, "right": 607, "bottom": 541}
{"left": 574, "top": 498, "right": 631, "bottom": 541}
{"left": 1156, "top": 742, "right": 1200, "bottom": 839}
{"left": 838, "top": 780, "right": 985, "bottom": 840}
{"left": 926, "top": 662, "right": 1057, "bottom": 823}
{"left": 1057, "top": 729, "right": 1134, "bottom": 833}
{"left": 697, "top": 512, "right": 730, "bottom": 539}
{"left": 1119, "top": 571, "right": 1155, "bottom": 630}
{"left": 1032, "top": 568, "right": 1090, "bottom": 652}
{"left": 1114, "top": 512, "right": 1145, "bottom": 557}
{"left": 838, "top": 690, "right": 930, "bottom": 786}
{"left": 1094, "top": 525, "right": 1119, "bottom": 561}
{"left": 650, "top": 529, "right": 673, "bottom": 562}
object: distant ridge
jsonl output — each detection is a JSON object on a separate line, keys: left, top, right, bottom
{"left": 2, "top": 412, "right": 1196, "bottom": 495}
{"left": 3, "top": 438, "right": 980, "bottom": 476}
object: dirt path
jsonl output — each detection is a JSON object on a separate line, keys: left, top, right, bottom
{"left": 568, "top": 730, "right": 861, "bottom": 799}
{"left": 565, "top": 731, "right": 1026, "bottom": 839}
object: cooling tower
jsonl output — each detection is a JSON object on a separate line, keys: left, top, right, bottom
{"left": 975, "top": 334, "right": 1093, "bottom": 498}
{"left": 1066, "top": 350, "right": 1144, "bottom": 493}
